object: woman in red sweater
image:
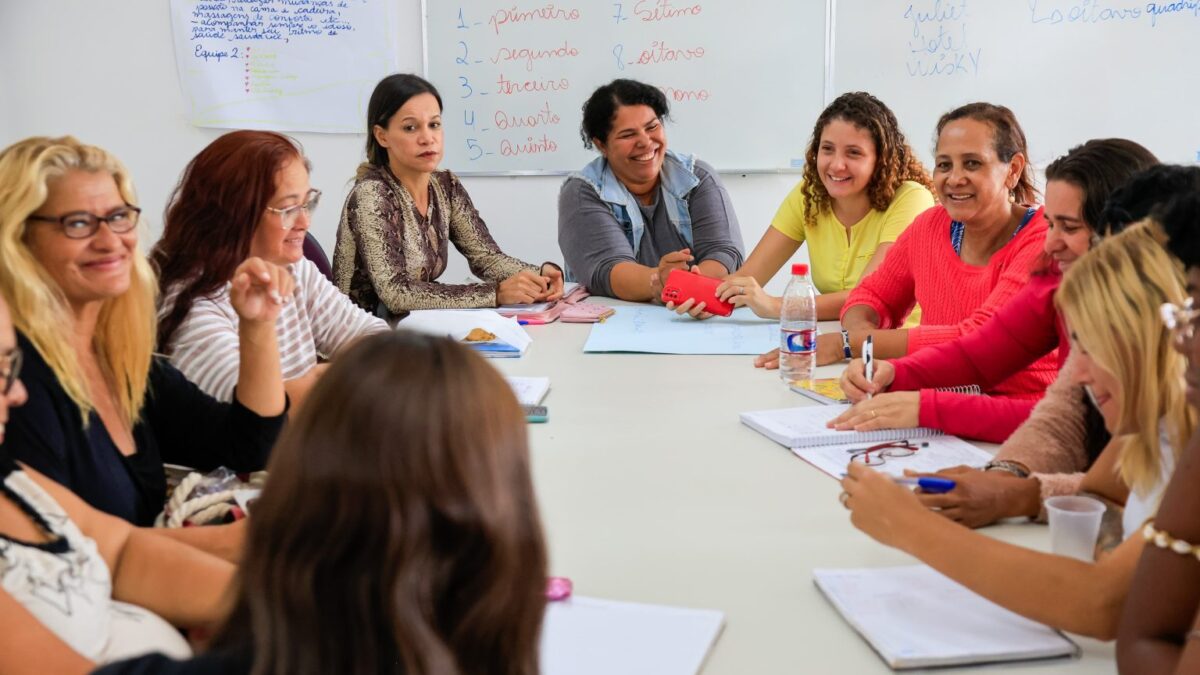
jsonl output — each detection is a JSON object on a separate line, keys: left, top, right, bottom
{"left": 759, "top": 104, "right": 1052, "bottom": 393}
{"left": 832, "top": 139, "right": 1158, "bottom": 442}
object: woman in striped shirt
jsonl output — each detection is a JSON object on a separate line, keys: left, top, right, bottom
{"left": 154, "top": 131, "right": 388, "bottom": 411}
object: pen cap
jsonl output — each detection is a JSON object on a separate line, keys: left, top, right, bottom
{"left": 791, "top": 263, "right": 809, "bottom": 276}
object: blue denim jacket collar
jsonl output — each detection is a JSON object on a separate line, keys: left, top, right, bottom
{"left": 571, "top": 149, "right": 701, "bottom": 259}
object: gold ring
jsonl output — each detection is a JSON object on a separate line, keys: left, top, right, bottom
{"left": 839, "top": 491, "right": 851, "bottom": 508}
{"left": 872, "top": 410, "right": 878, "bottom": 419}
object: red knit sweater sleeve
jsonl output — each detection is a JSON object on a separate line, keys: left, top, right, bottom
{"left": 916, "top": 390, "right": 1037, "bottom": 442}
{"left": 905, "top": 208, "right": 1048, "bottom": 352}
{"left": 891, "top": 270, "right": 1062, "bottom": 391}
{"left": 840, "top": 207, "right": 931, "bottom": 328}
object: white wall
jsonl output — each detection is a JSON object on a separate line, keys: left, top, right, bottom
{"left": 0, "top": 0, "right": 803, "bottom": 295}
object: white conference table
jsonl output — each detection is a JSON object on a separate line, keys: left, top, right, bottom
{"left": 492, "top": 305, "right": 1115, "bottom": 675}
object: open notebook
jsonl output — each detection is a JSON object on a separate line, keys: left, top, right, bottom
{"left": 814, "top": 565, "right": 1078, "bottom": 669}
{"left": 740, "top": 405, "right": 941, "bottom": 448}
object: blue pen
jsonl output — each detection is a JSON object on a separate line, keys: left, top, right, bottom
{"left": 893, "top": 476, "right": 956, "bottom": 494}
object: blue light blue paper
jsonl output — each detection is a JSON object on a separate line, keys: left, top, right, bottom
{"left": 583, "top": 306, "right": 777, "bottom": 355}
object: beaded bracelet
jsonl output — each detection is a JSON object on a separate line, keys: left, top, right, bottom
{"left": 841, "top": 329, "right": 852, "bottom": 360}
{"left": 1142, "top": 522, "right": 1200, "bottom": 561}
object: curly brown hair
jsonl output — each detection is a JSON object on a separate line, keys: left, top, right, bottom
{"left": 800, "top": 92, "right": 932, "bottom": 228}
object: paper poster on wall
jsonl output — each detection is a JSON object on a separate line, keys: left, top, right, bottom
{"left": 169, "top": 0, "right": 395, "bottom": 133}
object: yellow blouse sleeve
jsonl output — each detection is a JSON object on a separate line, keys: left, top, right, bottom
{"left": 878, "top": 181, "right": 936, "bottom": 243}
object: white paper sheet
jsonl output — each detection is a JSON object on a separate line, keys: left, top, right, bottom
{"left": 399, "top": 310, "right": 532, "bottom": 356}
{"left": 169, "top": 0, "right": 395, "bottom": 132}
{"left": 506, "top": 377, "right": 550, "bottom": 406}
{"left": 792, "top": 436, "right": 993, "bottom": 480}
{"left": 541, "top": 596, "right": 724, "bottom": 675}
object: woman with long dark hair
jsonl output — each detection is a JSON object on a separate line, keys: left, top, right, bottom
{"left": 97, "top": 331, "right": 549, "bottom": 674}
{"left": 335, "top": 73, "right": 562, "bottom": 320}
{"left": 153, "top": 131, "right": 387, "bottom": 410}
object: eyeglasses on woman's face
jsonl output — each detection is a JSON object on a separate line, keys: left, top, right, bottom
{"left": 1, "top": 347, "right": 21, "bottom": 396}
{"left": 27, "top": 205, "right": 141, "bottom": 240}
{"left": 265, "top": 189, "right": 321, "bottom": 230}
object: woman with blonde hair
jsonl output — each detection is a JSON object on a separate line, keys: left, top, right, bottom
{"left": 0, "top": 136, "right": 287, "bottom": 553}
{"left": 96, "top": 331, "right": 549, "bottom": 674}
{"left": 841, "top": 221, "right": 1193, "bottom": 639}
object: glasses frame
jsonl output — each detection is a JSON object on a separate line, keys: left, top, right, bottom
{"left": 1161, "top": 298, "right": 1200, "bottom": 346}
{"left": 847, "top": 440, "right": 928, "bottom": 467}
{"left": 27, "top": 205, "right": 142, "bottom": 240}
{"left": 1, "top": 347, "right": 22, "bottom": 396}
{"left": 265, "top": 189, "right": 322, "bottom": 230}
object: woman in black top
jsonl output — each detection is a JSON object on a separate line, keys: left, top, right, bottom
{"left": 0, "top": 136, "right": 289, "bottom": 553}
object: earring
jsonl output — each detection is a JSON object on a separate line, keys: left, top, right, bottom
{"left": 1008, "top": 189, "right": 1016, "bottom": 204}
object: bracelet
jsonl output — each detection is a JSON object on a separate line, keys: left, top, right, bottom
{"left": 841, "top": 329, "right": 852, "bottom": 360}
{"left": 983, "top": 460, "right": 1030, "bottom": 479}
{"left": 1142, "top": 522, "right": 1200, "bottom": 561}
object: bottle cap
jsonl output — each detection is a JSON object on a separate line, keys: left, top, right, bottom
{"left": 791, "top": 263, "right": 809, "bottom": 276}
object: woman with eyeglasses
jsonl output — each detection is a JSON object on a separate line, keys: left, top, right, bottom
{"left": 0, "top": 136, "right": 286, "bottom": 553}
{"left": 153, "top": 130, "right": 387, "bottom": 411}
{"left": 842, "top": 221, "right": 1193, "bottom": 640}
{"left": 334, "top": 73, "right": 563, "bottom": 321}
{"left": 0, "top": 293, "right": 236, "bottom": 672}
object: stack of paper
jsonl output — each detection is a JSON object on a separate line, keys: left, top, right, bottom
{"left": 814, "top": 565, "right": 1078, "bottom": 668}
{"left": 506, "top": 376, "right": 550, "bottom": 406}
{"left": 541, "top": 596, "right": 724, "bottom": 675}
{"left": 399, "top": 310, "right": 532, "bottom": 357}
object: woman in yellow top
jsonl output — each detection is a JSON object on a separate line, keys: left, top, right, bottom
{"left": 706, "top": 92, "right": 934, "bottom": 321}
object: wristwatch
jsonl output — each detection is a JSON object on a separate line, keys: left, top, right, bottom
{"left": 840, "top": 329, "right": 852, "bottom": 360}
{"left": 984, "top": 460, "right": 1030, "bottom": 479}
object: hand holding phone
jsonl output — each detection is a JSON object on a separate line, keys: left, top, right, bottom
{"left": 660, "top": 269, "right": 735, "bottom": 317}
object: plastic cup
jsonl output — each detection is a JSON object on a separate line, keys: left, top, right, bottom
{"left": 1044, "top": 496, "right": 1105, "bottom": 562}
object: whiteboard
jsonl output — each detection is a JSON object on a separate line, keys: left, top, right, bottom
{"left": 423, "top": 1, "right": 828, "bottom": 173}
{"left": 832, "top": 0, "right": 1200, "bottom": 168}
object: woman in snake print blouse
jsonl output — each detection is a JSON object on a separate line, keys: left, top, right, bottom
{"left": 334, "top": 74, "right": 564, "bottom": 320}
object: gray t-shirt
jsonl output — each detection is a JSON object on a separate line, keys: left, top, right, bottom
{"left": 557, "top": 160, "right": 744, "bottom": 297}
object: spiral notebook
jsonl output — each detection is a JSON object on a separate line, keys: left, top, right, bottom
{"left": 739, "top": 404, "right": 942, "bottom": 448}
{"left": 789, "top": 379, "right": 982, "bottom": 405}
{"left": 814, "top": 565, "right": 1078, "bottom": 669}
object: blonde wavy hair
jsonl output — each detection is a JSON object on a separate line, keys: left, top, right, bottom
{"left": 1056, "top": 221, "right": 1194, "bottom": 497}
{"left": 0, "top": 136, "right": 157, "bottom": 426}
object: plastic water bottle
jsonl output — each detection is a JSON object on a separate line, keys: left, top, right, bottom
{"left": 779, "top": 263, "right": 817, "bottom": 385}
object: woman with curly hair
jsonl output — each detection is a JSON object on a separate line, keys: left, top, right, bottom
{"left": 715, "top": 92, "right": 934, "bottom": 321}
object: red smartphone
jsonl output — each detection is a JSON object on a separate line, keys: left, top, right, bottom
{"left": 660, "top": 269, "right": 735, "bottom": 317}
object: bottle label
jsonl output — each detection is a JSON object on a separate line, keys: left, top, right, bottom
{"left": 782, "top": 328, "right": 817, "bottom": 354}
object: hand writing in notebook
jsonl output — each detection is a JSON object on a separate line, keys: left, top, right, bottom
{"left": 840, "top": 357, "right": 896, "bottom": 402}
{"left": 827, "top": 391, "right": 920, "bottom": 431}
